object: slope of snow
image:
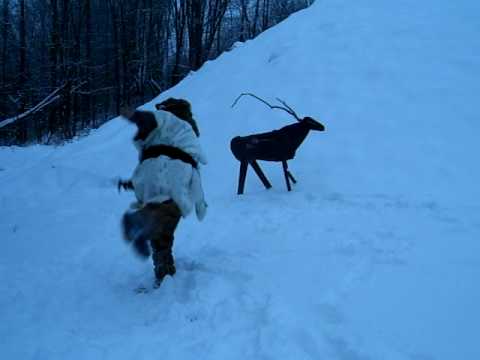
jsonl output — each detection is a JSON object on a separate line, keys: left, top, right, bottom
{"left": 1, "top": 0, "right": 479, "bottom": 359}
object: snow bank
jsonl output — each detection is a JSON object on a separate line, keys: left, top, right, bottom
{"left": 1, "top": 0, "right": 479, "bottom": 359}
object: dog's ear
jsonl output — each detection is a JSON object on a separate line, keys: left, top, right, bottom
{"left": 129, "top": 111, "right": 157, "bottom": 141}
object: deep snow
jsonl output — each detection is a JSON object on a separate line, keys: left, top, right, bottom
{"left": 1, "top": 0, "right": 480, "bottom": 359}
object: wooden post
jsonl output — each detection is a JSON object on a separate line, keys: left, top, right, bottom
{"left": 237, "top": 160, "right": 248, "bottom": 195}
{"left": 250, "top": 160, "right": 272, "bottom": 190}
{"left": 282, "top": 160, "right": 292, "bottom": 191}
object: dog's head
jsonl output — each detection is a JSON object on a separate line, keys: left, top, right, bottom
{"left": 156, "top": 98, "right": 192, "bottom": 119}
{"left": 155, "top": 98, "right": 200, "bottom": 137}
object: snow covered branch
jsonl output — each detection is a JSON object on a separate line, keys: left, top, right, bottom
{"left": 0, "top": 85, "right": 65, "bottom": 129}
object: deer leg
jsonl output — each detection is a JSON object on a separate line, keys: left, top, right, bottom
{"left": 287, "top": 170, "right": 297, "bottom": 184}
{"left": 250, "top": 160, "right": 272, "bottom": 190}
{"left": 282, "top": 160, "right": 293, "bottom": 191}
{"left": 237, "top": 160, "right": 248, "bottom": 195}
{"left": 283, "top": 161, "right": 297, "bottom": 184}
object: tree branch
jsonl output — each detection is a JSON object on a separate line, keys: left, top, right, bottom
{"left": 149, "top": 78, "right": 162, "bottom": 93}
{"left": 0, "top": 85, "right": 65, "bottom": 129}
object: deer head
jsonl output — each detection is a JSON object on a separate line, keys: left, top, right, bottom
{"left": 301, "top": 116, "right": 325, "bottom": 132}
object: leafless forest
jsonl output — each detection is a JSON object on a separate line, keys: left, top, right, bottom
{"left": 0, "top": 0, "right": 313, "bottom": 145}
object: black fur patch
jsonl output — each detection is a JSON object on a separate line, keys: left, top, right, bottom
{"left": 128, "top": 111, "right": 158, "bottom": 142}
{"left": 140, "top": 144, "right": 198, "bottom": 168}
{"left": 155, "top": 98, "right": 200, "bottom": 137}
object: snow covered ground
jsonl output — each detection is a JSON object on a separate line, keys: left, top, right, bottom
{"left": 1, "top": 0, "right": 480, "bottom": 359}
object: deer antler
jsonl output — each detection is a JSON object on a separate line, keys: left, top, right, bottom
{"left": 275, "top": 98, "right": 301, "bottom": 121}
{"left": 232, "top": 93, "right": 302, "bottom": 122}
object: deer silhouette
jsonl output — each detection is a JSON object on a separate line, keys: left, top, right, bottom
{"left": 230, "top": 93, "right": 325, "bottom": 194}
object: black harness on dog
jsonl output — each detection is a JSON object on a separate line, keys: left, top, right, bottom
{"left": 140, "top": 144, "right": 198, "bottom": 169}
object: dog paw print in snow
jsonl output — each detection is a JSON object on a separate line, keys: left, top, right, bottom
{"left": 268, "top": 52, "right": 281, "bottom": 63}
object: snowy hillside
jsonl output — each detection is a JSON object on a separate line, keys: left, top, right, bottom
{"left": 1, "top": 0, "right": 480, "bottom": 359}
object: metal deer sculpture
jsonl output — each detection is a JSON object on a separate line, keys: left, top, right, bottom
{"left": 230, "top": 93, "right": 326, "bottom": 195}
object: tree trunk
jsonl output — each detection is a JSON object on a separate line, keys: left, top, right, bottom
{"left": 119, "top": 1, "right": 131, "bottom": 105}
{"left": 84, "top": 0, "right": 93, "bottom": 125}
{"left": 49, "top": 0, "right": 60, "bottom": 137}
{"left": 170, "top": 0, "right": 187, "bottom": 86}
{"left": 17, "top": 0, "right": 27, "bottom": 142}
{"left": 19, "top": 0, "right": 26, "bottom": 91}
{"left": 261, "top": 0, "right": 270, "bottom": 31}
{"left": 252, "top": 0, "right": 260, "bottom": 36}
{"left": 187, "top": 0, "right": 205, "bottom": 71}
{"left": 239, "top": 0, "right": 249, "bottom": 42}
{"left": 108, "top": 0, "right": 121, "bottom": 114}
{"left": 203, "top": 0, "right": 229, "bottom": 60}
{"left": 1, "top": 0, "right": 9, "bottom": 86}
{"left": 61, "top": 0, "right": 72, "bottom": 138}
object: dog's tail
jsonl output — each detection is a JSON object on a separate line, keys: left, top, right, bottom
{"left": 121, "top": 210, "right": 151, "bottom": 258}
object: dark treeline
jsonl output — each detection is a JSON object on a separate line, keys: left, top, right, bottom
{"left": 0, "top": 0, "right": 314, "bottom": 145}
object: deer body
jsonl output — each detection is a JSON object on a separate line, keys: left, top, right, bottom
{"left": 231, "top": 120, "right": 313, "bottom": 162}
{"left": 230, "top": 94, "right": 326, "bottom": 194}
{"left": 230, "top": 116, "right": 325, "bottom": 194}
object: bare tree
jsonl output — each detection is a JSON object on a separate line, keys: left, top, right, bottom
{"left": 170, "top": 0, "right": 187, "bottom": 85}
{"left": 0, "top": 0, "right": 315, "bottom": 145}
{"left": 203, "top": 0, "right": 229, "bottom": 60}
{"left": 1, "top": 0, "right": 9, "bottom": 87}
{"left": 84, "top": 0, "right": 93, "bottom": 124}
{"left": 186, "top": 0, "right": 205, "bottom": 70}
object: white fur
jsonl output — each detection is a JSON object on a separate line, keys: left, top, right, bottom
{"left": 131, "top": 110, "right": 207, "bottom": 220}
